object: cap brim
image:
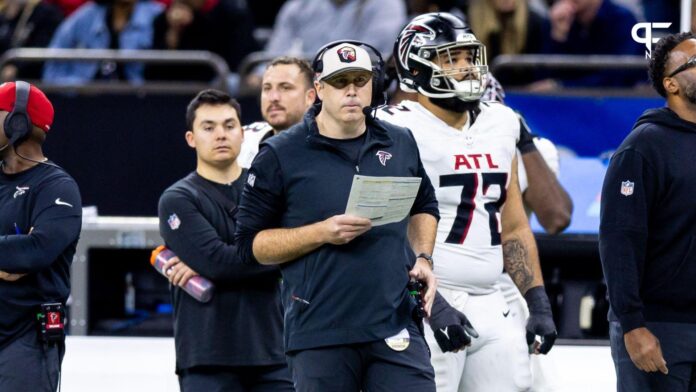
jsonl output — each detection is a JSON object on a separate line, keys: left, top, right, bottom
{"left": 320, "top": 67, "right": 372, "bottom": 81}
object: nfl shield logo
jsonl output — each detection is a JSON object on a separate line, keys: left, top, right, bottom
{"left": 168, "top": 213, "right": 181, "bottom": 230}
{"left": 620, "top": 180, "right": 634, "bottom": 196}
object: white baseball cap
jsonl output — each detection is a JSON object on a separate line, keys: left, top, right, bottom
{"left": 318, "top": 43, "right": 373, "bottom": 81}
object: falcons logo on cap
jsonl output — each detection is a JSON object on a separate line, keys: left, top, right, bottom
{"left": 397, "top": 22, "right": 436, "bottom": 69}
{"left": 338, "top": 46, "right": 357, "bottom": 63}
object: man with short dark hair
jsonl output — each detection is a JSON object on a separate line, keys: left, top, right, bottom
{"left": 239, "top": 56, "right": 316, "bottom": 168}
{"left": 236, "top": 42, "right": 439, "bottom": 391}
{"left": 600, "top": 31, "right": 696, "bottom": 391}
{"left": 0, "top": 81, "right": 81, "bottom": 391}
{"left": 158, "top": 89, "right": 292, "bottom": 391}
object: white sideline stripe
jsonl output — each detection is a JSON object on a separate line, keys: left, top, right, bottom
{"left": 60, "top": 337, "right": 616, "bottom": 392}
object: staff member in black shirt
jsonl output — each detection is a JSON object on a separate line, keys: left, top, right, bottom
{"left": 0, "top": 81, "right": 82, "bottom": 392}
{"left": 157, "top": 89, "right": 292, "bottom": 391}
{"left": 601, "top": 32, "right": 696, "bottom": 391}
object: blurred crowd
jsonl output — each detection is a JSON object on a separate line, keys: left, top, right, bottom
{"left": 0, "top": 0, "right": 687, "bottom": 91}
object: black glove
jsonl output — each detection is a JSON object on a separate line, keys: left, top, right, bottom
{"left": 524, "top": 286, "right": 557, "bottom": 354}
{"left": 428, "top": 291, "right": 479, "bottom": 352}
{"left": 516, "top": 114, "right": 538, "bottom": 155}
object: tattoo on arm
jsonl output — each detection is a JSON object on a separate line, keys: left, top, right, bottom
{"left": 503, "top": 238, "right": 534, "bottom": 294}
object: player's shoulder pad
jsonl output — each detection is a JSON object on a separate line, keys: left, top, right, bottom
{"left": 480, "top": 100, "right": 519, "bottom": 122}
{"left": 243, "top": 121, "right": 273, "bottom": 133}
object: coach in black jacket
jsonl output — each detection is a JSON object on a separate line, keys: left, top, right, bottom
{"left": 236, "top": 42, "right": 439, "bottom": 392}
{"left": 600, "top": 32, "right": 696, "bottom": 391}
{"left": 158, "top": 90, "right": 292, "bottom": 391}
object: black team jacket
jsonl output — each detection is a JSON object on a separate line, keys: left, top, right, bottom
{"left": 235, "top": 105, "right": 439, "bottom": 352}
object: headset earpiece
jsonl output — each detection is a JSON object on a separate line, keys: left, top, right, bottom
{"left": 4, "top": 81, "right": 32, "bottom": 147}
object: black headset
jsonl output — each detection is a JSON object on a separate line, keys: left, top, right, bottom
{"left": 311, "top": 40, "right": 387, "bottom": 107}
{"left": 4, "top": 81, "right": 32, "bottom": 147}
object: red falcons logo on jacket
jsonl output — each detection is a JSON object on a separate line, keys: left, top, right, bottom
{"left": 376, "top": 150, "right": 392, "bottom": 166}
{"left": 397, "top": 22, "right": 436, "bottom": 69}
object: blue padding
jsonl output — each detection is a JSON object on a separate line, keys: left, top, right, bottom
{"left": 506, "top": 93, "right": 664, "bottom": 157}
{"left": 530, "top": 156, "right": 607, "bottom": 234}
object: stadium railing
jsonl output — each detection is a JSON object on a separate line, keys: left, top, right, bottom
{"left": 0, "top": 48, "right": 231, "bottom": 93}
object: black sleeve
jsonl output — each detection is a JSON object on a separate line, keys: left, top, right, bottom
{"left": 407, "top": 130, "right": 440, "bottom": 220}
{"left": 235, "top": 145, "right": 285, "bottom": 265}
{"left": 599, "top": 149, "right": 656, "bottom": 333}
{"left": 0, "top": 178, "right": 82, "bottom": 273}
{"left": 158, "top": 187, "right": 276, "bottom": 283}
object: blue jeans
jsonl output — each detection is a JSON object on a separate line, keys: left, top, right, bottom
{"left": 610, "top": 321, "right": 696, "bottom": 391}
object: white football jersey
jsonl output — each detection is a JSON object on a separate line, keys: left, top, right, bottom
{"left": 239, "top": 121, "right": 274, "bottom": 168}
{"left": 377, "top": 100, "right": 520, "bottom": 294}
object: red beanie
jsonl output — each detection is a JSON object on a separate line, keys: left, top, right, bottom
{"left": 0, "top": 82, "right": 54, "bottom": 132}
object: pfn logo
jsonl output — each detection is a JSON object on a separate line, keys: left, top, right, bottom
{"left": 632, "top": 23, "right": 672, "bottom": 59}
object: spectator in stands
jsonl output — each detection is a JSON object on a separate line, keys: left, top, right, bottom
{"left": 42, "top": 0, "right": 163, "bottom": 84}
{"left": 529, "top": 0, "right": 644, "bottom": 90}
{"left": 406, "top": 0, "right": 466, "bottom": 19}
{"left": 46, "top": 0, "right": 89, "bottom": 17}
{"left": 244, "top": 0, "right": 407, "bottom": 89}
{"left": 600, "top": 32, "right": 696, "bottom": 391}
{"left": 468, "top": 0, "right": 550, "bottom": 85}
{"left": 0, "top": 0, "right": 63, "bottom": 81}
{"left": 266, "top": 0, "right": 405, "bottom": 57}
{"left": 145, "top": 0, "right": 258, "bottom": 82}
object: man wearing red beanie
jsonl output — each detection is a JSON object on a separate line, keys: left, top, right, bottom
{"left": 0, "top": 81, "right": 81, "bottom": 392}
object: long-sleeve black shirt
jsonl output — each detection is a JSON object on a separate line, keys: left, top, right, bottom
{"left": 158, "top": 171, "right": 286, "bottom": 371}
{"left": 600, "top": 107, "right": 696, "bottom": 333}
{"left": 0, "top": 162, "right": 82, "bottom": 348}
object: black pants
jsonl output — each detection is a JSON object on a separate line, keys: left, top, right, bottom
{"left": 178, "top": 364, "right": 294, "bottom": 392}
{"left": 286, "top": 322, "right": 435, "bottom": 392}
{"left": 610, "top": 321, "right": 696, "bottom": 392}
{"left": 0, "top": 328, "right": 64, "bottom": 392}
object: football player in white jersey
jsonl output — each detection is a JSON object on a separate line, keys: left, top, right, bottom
{"left": 238, "top": 56, "right": 316, "bottom": 167}
{"left": 376, "top": 13, "right": 557, "bottom": 392}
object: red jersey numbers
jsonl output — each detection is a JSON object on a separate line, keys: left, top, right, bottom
{"left": 440, "top": 172, "right": 508, "bottom": 246}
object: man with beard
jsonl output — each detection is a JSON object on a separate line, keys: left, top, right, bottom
{"left": 600, "top": 32, "right": 696, "bottom": 391}
{"left": 238, "top": 57, "right": 316, "bottom": 168}
{"left": 376, "top": 13, "right": 557, "bottom": 391}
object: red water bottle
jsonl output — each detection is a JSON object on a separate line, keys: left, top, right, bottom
{"left": 150, "top": 245, "right": 214, "bottom": 303}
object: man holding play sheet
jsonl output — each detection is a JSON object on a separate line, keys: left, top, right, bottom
{"left": 235, "top": 41, "right": 439, "bottom": 392}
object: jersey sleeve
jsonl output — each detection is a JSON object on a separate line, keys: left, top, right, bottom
{"left": 0, "top": 177, "right": 82, "bottom": 273}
